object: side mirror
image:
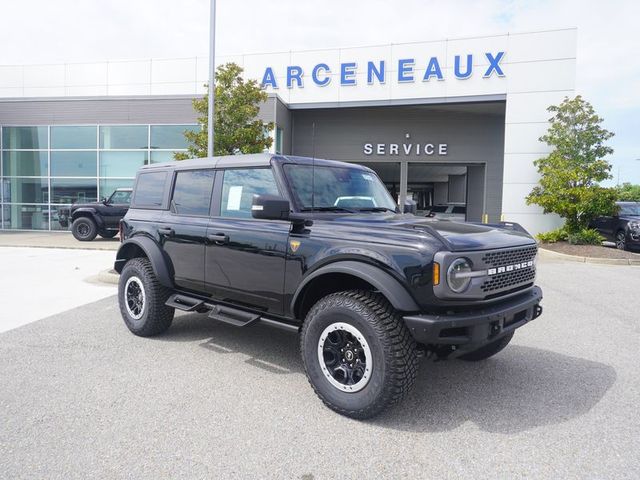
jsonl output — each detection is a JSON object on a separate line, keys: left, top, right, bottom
{"left": 101, "top": 197, "right": 108, "bottom": 204}
{"left": 251, "top": 194, "right": 291, "bottom": 221}
{"left": 403, "top": 198, "right": 417, "bottom": 215}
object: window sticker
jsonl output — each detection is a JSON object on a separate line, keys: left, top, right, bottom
{"left": 227, "top": 185, "right": 243, "bottom": 211}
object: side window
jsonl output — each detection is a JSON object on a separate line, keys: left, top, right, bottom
{"left": 171, "top": 169, "right": 215, "bottom": 216}
{"left": 132, "top": 171, "right": 167, "bottom": 208}
{"left": 109, "top": 190, "right": 132, "bottom": 205}
{"left": 220, "top": 168, "right": 280, "bottom": 218}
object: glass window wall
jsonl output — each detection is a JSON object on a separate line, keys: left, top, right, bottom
{"left": 1, "top": 124, "right": 194, "bottom": 230}
{"left": 51, "top": 126, "right": 97, "bottom": 149}
{"left": 2, "top": 151, "right": 48, "bottom": 176}
{"left": 50, "top": 151, "right": 97, "bottom": 176}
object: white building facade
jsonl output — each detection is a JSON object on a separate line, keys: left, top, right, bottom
{"left": 0, "top": 28, "right": 576, "bottom": 233}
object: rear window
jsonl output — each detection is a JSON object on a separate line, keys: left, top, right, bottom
{"left": 132, "top": 171, "right": 168, "bottom": 208}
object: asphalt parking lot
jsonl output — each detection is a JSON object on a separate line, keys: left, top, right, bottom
{"left": 1, "top": 257, "right": 639, "bottom": 479}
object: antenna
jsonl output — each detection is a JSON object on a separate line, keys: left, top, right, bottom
{"left": 311, "top": 121, "right": 316, "bottom": 211}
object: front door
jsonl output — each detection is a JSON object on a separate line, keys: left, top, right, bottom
{"left": 103, "top": 190, "right": 132, "bottom": 229}
{"left": 205, "top": 167, "right": 289, "bottom": 315}
{"left": 161, "top": 169, "right": 216, "bottom": 292}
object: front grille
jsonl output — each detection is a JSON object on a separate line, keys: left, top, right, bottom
{"left": 481, "top": 268, "right": 536, "bottom": 293}
{"left": 481, "top": 245, "right": 537, "bottom": 268}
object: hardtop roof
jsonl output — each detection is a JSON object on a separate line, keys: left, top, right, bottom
{"left": 139, "top": 153, "right": 372, "bottom": 172}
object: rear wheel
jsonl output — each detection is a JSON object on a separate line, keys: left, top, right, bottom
{"left": 300, "top": 290, "right": 418, "bottom": 419}
{"left": 458, "top": 332, "right": 514, "bottom": 361}
{"left": 118, "top": 257, "right": 174, "bottom": 336}
{"left": 99, "top": 231, "right": 118, "bottom": 239}
{"left": 616, "top": 230, "right": 627, "bottom": 251}
{"left": 71, "top": 217, "right": 98, "bottom": 241}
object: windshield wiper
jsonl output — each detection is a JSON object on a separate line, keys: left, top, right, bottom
{"left": 301, "top": 206, "right": 357, "bottom": 213}
{"left": 358, "top": 207, "right": 397, "bottom": 213}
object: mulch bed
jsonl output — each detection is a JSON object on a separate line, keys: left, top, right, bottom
{"left": 540, "top": 241, "right": 640, "bottom": 259}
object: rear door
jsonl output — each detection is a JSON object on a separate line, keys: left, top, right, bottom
{"left": 204, "top": 167, "right": 289, "bottom": 315}
{"left": 161, "top": 169, "right": 216, "bottom": 292}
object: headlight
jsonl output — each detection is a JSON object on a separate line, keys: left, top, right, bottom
{"left": 629, "top": 221, "right": 640, "bottom": 231}
{"left": 447, "top": 258, "right": 472, "bottom": 293}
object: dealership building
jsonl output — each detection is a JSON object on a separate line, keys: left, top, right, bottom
{"left": 0, "top": 28, "right": 576, "bottom": 234}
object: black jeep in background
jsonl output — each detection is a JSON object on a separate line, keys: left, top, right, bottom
{"left": 59, "top": 188, "right": 132, "bottom": 241}
{"left": 590, "top": 202, "right": 640, "bottom": 251}
{"left": 114, "top": 154, "right": 543, "bottom": 418}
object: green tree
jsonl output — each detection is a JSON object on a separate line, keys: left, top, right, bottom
{"left": 175, "top": 63, "right": 273, "bottom": 159}
{"left": 526, "top": 96, "right": 618, "bottom": 232}
{"left": 616, "top": 182, "right": 640, "bottom": 202}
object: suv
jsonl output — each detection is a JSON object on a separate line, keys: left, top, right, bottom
{"left": 62, "top": 188, "right": 132, "bottom": 241}
{"left": 590, "top": 202, "right": 640, "bottom": 251}
{"left": 115, "top": 154, "right": 543, "bottom": 419}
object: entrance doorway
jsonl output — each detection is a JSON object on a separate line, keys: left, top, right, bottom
{"left": 360, "top": 161, "right": 486, "bottom": 222}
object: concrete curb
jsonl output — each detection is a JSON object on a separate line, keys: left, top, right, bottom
{"left": 97, "top": 269, "right": 120, "bottom": 285}
{"left": 538, "top": 246, "right": 640, "bottom": 266}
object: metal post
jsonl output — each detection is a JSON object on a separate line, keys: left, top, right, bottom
{"left": 207, "top": 0, "right": 216, "bottom": 158}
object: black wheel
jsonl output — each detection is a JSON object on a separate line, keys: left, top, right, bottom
{"left": 71, "top": 217, "right": 97, "bottom": 241}
{"left": 300, "top": 290, "right": 418, "bottom": 419}
{"left": 99, "top": 231, "right": 118, "bottom": 239}
{"left": 616, "top": 230, "right": 627, "bottom": 251}
{"left": 118, "top": 257, "right": 174, "bottom": 337}
{"left": 458, "top": 332, "right": 514, "bottom": 361}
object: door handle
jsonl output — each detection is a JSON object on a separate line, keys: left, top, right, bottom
{"left": 158, "top": 227, "right": 175, "bottom": 236}
{"left": 207, "top": 233, "right": 229, "bottom": 244}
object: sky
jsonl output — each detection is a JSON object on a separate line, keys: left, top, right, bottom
{"left": 1, "top": 0, "right": 639, "bottom": 184}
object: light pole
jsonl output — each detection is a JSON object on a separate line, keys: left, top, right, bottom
{"left": 207, "top": 0, "right": 216, "bottom": 158}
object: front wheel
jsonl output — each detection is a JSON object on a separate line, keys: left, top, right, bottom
{"left": 118, "top": 257, "right": 174, "bottom": 336}
{"left": 300, "top": 290, "right": 418, "bottom": 419}
{"left": 458, "top": 332, "right": 514, "bottom": 361}
{"left": 616, "top": 230, "right": 627, "bottom": 251}
{"left": 71, "top": 217, "right": 97, "bottom": 241}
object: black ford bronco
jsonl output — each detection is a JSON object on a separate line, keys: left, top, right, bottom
{"left": 61, "top": 188, "right": 132, "bottom": 241}
{"left": 115, "top": 154, "right": 543, "bottom": 418}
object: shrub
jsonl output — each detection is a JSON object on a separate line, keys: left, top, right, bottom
{"left": 566, "top": 228, "right": 604, "bottom": 245}
{"left": 536, "top": 228, "right": 568, "bottom": 243}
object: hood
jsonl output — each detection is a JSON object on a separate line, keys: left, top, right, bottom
{"left": 322, "top": 213, "right": 536, "bottom": 251}
{"left": 620, "top": 215, "right": 640, "bottom": 221}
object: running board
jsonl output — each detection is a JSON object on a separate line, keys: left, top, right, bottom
{"left": 165, "top": 294, "right": 205, "bottom": 312}
{"left": 165, "top": 293, "right": 299, "bottom": 333}
{"left": 208, "top": 305, "right": 260, "bottom": 327}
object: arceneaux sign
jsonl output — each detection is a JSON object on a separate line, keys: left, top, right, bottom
{"left": 261, "top": 52, "right": 505, "bottom": 89}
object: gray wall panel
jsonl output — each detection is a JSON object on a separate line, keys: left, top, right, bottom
{"left": 0, "top": 95, "right": 201, "bottom": 125}
{"left": 291, "top": 104, "right": 505, "bottom": 221}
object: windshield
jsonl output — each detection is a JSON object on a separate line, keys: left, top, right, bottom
{"left": 619, "top": 203, "right": 640, "bottom": 216}
{"left": 109, "top": 190, "right": 132, "bottom": 205}
{"left": 284, "top": 164, "right": 397, "bottom": 211}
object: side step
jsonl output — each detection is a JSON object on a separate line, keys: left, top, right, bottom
{"left": 165, "top": 293, "right": 299, "bottom": 333}
{"left": 208, "top": 305, "right": 260, "bottom": 327}
{"left": 165, "top": 294, "right": 205, "bottom": 312}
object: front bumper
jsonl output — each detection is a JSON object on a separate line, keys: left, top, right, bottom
{"left": 403, "top": 286, "right": 542, "bottom": 350}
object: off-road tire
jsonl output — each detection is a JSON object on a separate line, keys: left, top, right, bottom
{"left": 300, "top": 290, "right": 418, "bottom": 419}
{"left": 458, "top": 332, "right": 514, "bottom": 361}
{"left": 99, "top": 231, "right": 118, "bottom": 239}
{"left": 71, "top": 217, "right": 98, "bottom": 241}
{"left": 118, "top": 257, "right": 174, "bottom": 336}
